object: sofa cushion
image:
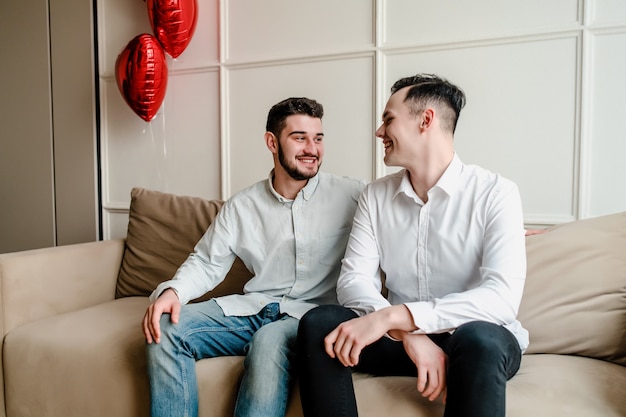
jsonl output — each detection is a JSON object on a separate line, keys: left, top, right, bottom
{"left": 116, "top": 187, "right": 253, "bottom": 301}
{"left": 5, "top": 297, "right": 624, "bottom": 417}
{"left": 506, "top": 354, "right": 626, "bottom": 416}
{"left": 518, "top": 211, "right": 626, "bottom": 365}
{"left": 3, "top": 297, "right": 152, "bottom": 417}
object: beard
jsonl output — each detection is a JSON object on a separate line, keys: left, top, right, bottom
{"left": 277, "top": 142, "right": 321, "bottom": 181}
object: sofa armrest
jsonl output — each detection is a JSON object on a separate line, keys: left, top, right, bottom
{"left": 0, "top": 239, "right": 125, "bottom": 417}
{"left": 0, "top": 239, "right": 125, "bottom": 336}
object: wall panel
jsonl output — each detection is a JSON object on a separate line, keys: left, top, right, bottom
{"left": 587, "top": 0, "right": 626, "bottom": 25}
{"left": 98, "top": 0, "right": 221, "bottom": 239}
{"left": 585, "top": 30, "right": 626, "bottom": 217}
{"left": 382, "top": 0, "right": 580, "bottom": 47}
{"left": 98, "top": 0, "right": 152, "bottom": 76}
{"left": 101, "top": 70, "right": 221, "bottom": 204}
{"left": 225, "top": 0, "right": 374, "bottom": 62}
{"left": 225, "top": 56, "right": 375, "bottom": 196}
{"left": 382, "top": 36, "right": 580, "bottom": 223}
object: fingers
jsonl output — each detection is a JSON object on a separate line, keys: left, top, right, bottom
{"left": 422, "top": 366, "right": 446, "bottom": 401}
{"left": 170, "top": 302, "right": 181, "bottom": 324}
{"left": 142, "top": 289, "right": 182, "bottom": 344}
{"left": 405, "top": 334, "right": 448, "bottom": 402}
{"left": 142, "top": 303, "right": 163, "bottom": 344}
{"left": 416, "top": 364, "right": 429, "bottom": 393}
{"left": 149, "top": 305, "right": 162, "bottom": 344}
{"left": 336, "top": 336, "right": 361, "bottom": 368}
{"left": 142, "top": 311, "right": 154, "bottom": 344}
{"left": 324, "top": 326, "right": 362, "bottom": 367}
{"left": 324, "top": 329, "right": 338, "bottom": 359}
{"left": 416, "top": 366, "right": 446, "bottom": 401}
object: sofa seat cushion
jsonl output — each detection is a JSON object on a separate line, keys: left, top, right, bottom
{"left": 507, "top": 354, "right": 626, "bottom": 416}
{"left": 4, "top": 297, "right": 152, "bottom": 417}
{"left": 5, "top": 296, "right": 625, "bottom": 417}
{"left": 344, "top": 354, "right": 626, "bottom": 417}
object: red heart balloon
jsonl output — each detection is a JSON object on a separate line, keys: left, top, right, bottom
{"left": 147, "top": 0, "right": 198, "bottom": 58}
{"left": 115, "top": 34, "right": 168, "bottom": 122}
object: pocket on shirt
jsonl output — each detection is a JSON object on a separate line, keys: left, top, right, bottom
{"left": 318, "top": 226, "right": 352, "bottom": 267}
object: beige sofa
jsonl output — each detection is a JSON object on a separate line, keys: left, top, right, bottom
{"left": 1, "top": 187, "right": 624, "bottom": 417}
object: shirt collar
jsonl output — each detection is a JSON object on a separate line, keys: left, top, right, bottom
{"left": 395, "top": 153, "right": 463, "bottom": 200}
{"left": 434, "top": 153, "right": 463, "bottom": 197}
{"left": 266, "top": 170, "right": 320, "bottom": 203}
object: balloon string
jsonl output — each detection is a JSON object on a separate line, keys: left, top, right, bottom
{"left": 147, "top": 111, "right": 168, "bottom": 191}
{"left": 159, "top": 104, "right": 168, "bottom": 190}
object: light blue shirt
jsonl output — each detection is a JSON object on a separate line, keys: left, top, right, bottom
{"left": 338, "top": 155, "right": 529, "bottom": 350}
{"left": 151, "top": 171, "right": 365, "bottom": 319}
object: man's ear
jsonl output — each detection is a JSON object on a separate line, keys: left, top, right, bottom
{"left": 265, "top": 132, "right": 278, "bottom": 154}
{"left": 420, "top": 108, "right": 435, "bottom": 130}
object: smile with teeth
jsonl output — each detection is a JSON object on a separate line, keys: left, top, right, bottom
{"left": 298, "top": 156, "right": 318, "bottom": 164}
{"left": 383, "top": 140, "right": 392, "bottom": 150}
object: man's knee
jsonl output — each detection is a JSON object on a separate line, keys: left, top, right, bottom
{"left": 452, "top": 322, "right": 501, "bottom": 352}
{"left": 449, "top": 322, "right": 520, "bottom": 371}
{"left": 299, "top": 305, "right": 351, "bottom": 343}
{"left": 247, "top": 319, "right": 297, "bottom": 358}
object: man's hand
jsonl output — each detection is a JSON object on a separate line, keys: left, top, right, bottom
{"left": 142, "top": 288, "right": 181, "bottom": 344}
{"left": 401, "top": 333, "right": 448, "bottom": 402}
{"left": 324, "top": 312, "right": 389, "bottom": 367}
{"left": 324, "top": 305, "right": 415, "bottom": 367}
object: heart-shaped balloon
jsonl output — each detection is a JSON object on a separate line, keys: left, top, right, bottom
{"left": 115, "top": 34, "right": 168, "bottom": 122}
{"left": 147, "top": 0, "right": 198, "bottom": 58}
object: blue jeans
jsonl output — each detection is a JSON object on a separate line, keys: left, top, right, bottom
{"left": 297, "top": 305, "right": 522, "bottom": 417}
{"left": 147, "top": 300, "right": 298, "bottom": 417}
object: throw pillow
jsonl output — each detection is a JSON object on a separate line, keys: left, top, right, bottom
{"left": 116, "top": 187, "right": 253, "bottom": 301}
{"left": 518, "top": 211, "right": 626, "bottom": 365}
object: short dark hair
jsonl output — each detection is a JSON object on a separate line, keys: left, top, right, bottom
{"left": 391, "top": 74, "right": 466, "bottom": 134}
{"left": 266, "top": 97, "right": 324, "bottom": 138}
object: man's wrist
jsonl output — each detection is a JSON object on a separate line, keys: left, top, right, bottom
{"left": 163, "top": 287, "right": 179, "bottom": 299}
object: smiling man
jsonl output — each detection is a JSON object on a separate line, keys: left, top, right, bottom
{"left": 297, "top": 74, "right": 527, "bottom": 417}
{"left": 143, "top": 97, "right": 364, "bottom": 417}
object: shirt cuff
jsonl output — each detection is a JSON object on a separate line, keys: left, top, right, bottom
{"left": 405, "top": 301, "right": 439, "bottom": 333}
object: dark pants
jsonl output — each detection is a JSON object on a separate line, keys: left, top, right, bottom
{"left": 297, "top": 304, "right": 522, "bottom": 417}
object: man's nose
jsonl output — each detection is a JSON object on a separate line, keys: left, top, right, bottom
{"left": 304, "top": 138, "right": 317, "bottom": 154}
{"left": 375, "top": 124, "right": 384, "bottom": 138}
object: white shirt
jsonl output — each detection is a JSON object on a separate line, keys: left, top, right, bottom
{"left": 151, "top": 171, "right": 365, "bottom": 319}
{"left": 337, "top": 155, "right": 529, "bottom": 350}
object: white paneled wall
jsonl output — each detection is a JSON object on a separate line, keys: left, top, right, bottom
{"left": 382, "top": 35, "right": 580, "bottom": 224}
{"left": 98, "top": 0, "right": 222, "bottom": 238}
{"left": 585, "top": 29, "right": 626, "bottom": 217}
{"left": 225, "top": 56, "right": 375, "bottom": 195}
{"left": 98, "top": 0, "right": 626, "bottom": 239}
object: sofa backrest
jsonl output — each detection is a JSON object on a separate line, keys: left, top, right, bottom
{"left": 115, "top": 187, "right": 252, "bottom": 303}
{"left": 518, "top": 211, "right": 626, "bottom": 365}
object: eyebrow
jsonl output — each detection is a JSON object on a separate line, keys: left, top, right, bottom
{"left": 288, "top": 131, "right": 324, "bottom": 136}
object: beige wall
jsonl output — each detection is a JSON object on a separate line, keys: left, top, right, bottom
{"left": 0, "top": 0, "right": 97, "bottom": 253}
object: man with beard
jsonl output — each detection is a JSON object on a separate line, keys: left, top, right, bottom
{"left": 142, "top": 97, "right": 365, "bottom": 417}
